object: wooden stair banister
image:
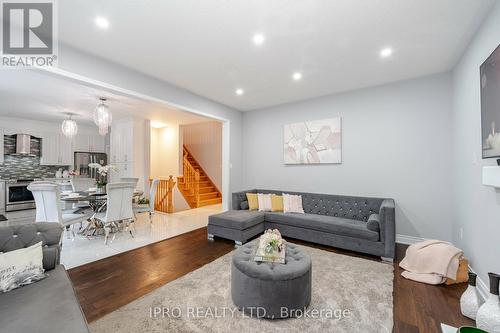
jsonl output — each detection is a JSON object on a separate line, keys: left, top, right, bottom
{"left": 177, "top": 145, "right": 222, "bottom": 208}
{"left": 150, "top": 176, "right": 176, "bottom": 214}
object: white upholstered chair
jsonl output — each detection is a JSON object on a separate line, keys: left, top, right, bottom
{"left": 93, "top": 182, "right": 135, "bottom": 244}
{"left": 133, "top": 178, "right": 159, "bottom": 224}
{"left": 70, "top": 177, "right": 96, "bottom": 211}
{"left": 27, "top": 181, "right": 90, "bottom": 238}
{"left": 70, "top": 177, "right": 96, "bottom": 192}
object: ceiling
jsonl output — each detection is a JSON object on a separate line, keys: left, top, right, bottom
{"left": 57, "top": 0, "right": 496, "bottom": 111}
{"left": 0, "top": 70, "right": 214, "bottom": 126}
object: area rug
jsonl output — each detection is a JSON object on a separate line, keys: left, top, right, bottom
{"left": 90, "top": 245, "right": 393, "bottom": 333}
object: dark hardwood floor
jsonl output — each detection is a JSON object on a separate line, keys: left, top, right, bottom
{"left": 68, "top": 227, "right": 474, "bottom": 332}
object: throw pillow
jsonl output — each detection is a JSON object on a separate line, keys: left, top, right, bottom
{"left": 246, "top": 193, "right": 259, "bottom": 211}
{"left": 271, "top": 194, "right": 284, "bottom": 212}
{"left": 240, "top": 200, "right": 249, "bottom": 210}
{"left": 367, "top": 213, "right": 380, "bottom": 232}
{"left": 0, "top": 242, "right": 46, "bottom": 293}
{"left": 282, "top": 193, "right": 305, "bottom": 214}
{"left": 257, "top": 193, "right": 272, "bottom": 212}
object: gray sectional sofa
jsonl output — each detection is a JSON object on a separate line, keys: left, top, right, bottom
{"left": 208, "top": 189, "right": 396, "bottom": 260}
{"left": 0, "top": 223, "right": 90, "bottom": 333}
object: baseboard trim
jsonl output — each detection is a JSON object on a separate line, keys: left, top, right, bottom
{"left": 468, "top": 265, "right": 489, "bottom": 301}
{"left": 396, "top": 234, "right": 425, "bottom": 245}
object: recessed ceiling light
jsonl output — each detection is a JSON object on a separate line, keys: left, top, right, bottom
{"left": 150, "top": 121, "right": 167, "bottom": 129}
{"left": 380, "top": 47, "right": 393, "bottom": 58}
{"left": 235, "top": 89, "right": 244, "bottom": 96}
{"left": 292, "top": 72, "right": 302, "bottom": 81}
{"left": 94, "top": 16, "right": 110, "bottom": 29}
{"left": 252, "top": 34, "right": 265, "bottom": 45}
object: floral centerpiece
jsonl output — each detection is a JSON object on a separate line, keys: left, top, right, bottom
{"left": 88, "top": 163, "right": 117, "bottom": 193}
{"left": 253, "top": 229, "right": 286, "bottom": 264}
{"left": 68, "top": 170, "right": 79, "bottom": 178}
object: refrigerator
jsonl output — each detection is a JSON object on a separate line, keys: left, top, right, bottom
{"left": 74, "top": 152, "right": 108, "bottom": 180}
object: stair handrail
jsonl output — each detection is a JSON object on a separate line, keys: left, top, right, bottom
{"left": 183, "top": 153, "right": 200, "bottom": 207}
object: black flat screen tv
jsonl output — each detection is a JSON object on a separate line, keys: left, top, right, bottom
{"left": 481, "top": 44, "right": 500, "bottom": 159}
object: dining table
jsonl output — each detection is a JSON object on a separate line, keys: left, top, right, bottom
{"left": 61, "top": 189, "right": 144, "bottom": 237}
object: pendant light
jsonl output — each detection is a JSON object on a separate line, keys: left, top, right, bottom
{"left": 61, "top": 113, "right": 78, "bottom": 139}
{"left": 94, "top": 97, "right": 112, "bottom": 135}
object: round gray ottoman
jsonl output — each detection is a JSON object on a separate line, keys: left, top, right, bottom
{"left": 231, "top": 240, "right": 312, "bottom": 319}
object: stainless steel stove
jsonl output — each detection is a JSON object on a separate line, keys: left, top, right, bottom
{"left": 5, "top": 179, "right": 38, "bottom": 212}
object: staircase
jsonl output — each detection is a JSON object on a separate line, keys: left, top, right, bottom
{"left": 177, "top": 146, "right": 222, "bottom": 208}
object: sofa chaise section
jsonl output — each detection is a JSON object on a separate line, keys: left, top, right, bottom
{"left": 208, "top": 210, "right": 266, "bottom": 245}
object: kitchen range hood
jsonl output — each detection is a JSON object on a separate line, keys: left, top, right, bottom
{"left": 14, "top": 134, "right": 34, "bottom": 155}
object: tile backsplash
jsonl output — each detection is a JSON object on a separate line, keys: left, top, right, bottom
{"left": 0, "top": 135, "right": 69, "bottom": 180}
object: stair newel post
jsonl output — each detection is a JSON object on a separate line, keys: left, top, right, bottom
{"left": 195, "top": 171, "right": 200, "bottom": 207}
{"left": 167, "top": 175, "right": 176, "bottom": 213}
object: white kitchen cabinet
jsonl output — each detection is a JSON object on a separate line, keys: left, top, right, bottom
{"left": 60, "top": 135, "right": 73, "bottom": 165}
{"left": 110, "top": 162, "right": 133, "bottom": 182}
{"left": 73, "top": 134, "right": 105, "bottom": 153}
{"left": 40, "top": 133, "right": 59, "bottom": 165}
{"left": 108, "top": 118, "right": 148, "bottom": 192}
{"left": 73, "top": 135, "right": 90, "bottom": 152}
{"left": 110, "top": 121, "right": 133, "bottom": 163}
{"left": 40, "top": 133, "right": 73, "bottom": 166}
{"left": 90, "top": 134, "right": 105, "bottom": 153}
{"left": 109, "top": 125, "right": 121, "bottom": 163}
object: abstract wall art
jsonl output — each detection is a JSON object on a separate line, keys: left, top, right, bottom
{"left": 283, "top": 117, "right": 342, "bottom": 164}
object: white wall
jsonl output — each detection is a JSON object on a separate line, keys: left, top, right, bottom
{"left": 150, "top": 125, "right": 180, "bottom": 179}
{"left": 451, "top": 2, "right": 500, "bottom": 293}
{"left": 182, "top": 121, "right": 222, "bottom": 190}
{"left": 243, "top": 73, "right": 454, "bottom": 241}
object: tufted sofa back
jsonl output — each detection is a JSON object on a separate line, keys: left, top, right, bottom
{"left": 232, "top": 189, "right": 385, "bottom": 222}
{"left": 0, "top": 223, "right": 63, "bottom": 271}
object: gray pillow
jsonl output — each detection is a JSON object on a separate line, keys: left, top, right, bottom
{"left": 240, "top": 200, "right": 249, "bottom": 210}
{"left": 366, "top": 213, "right": 380, "bottom": 232}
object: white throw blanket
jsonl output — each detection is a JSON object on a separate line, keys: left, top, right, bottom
{"left": 399, "top": 239, "right": 463, "bottom": 285}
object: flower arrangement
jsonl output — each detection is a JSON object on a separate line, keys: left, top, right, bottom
{"left": 136, "top": 196, "right": 150, "bottom": 205}
{"left": 259, "top": 229, "right": 284, "bottom": 254}
{"left": 88, "top": 163, "right": 118, "bottom": 188}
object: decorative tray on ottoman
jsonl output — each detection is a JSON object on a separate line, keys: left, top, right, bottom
{"left": 253, "top": 229, "right": 286, "bottom": 264}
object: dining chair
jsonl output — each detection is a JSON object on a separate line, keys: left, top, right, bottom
{"left": 70, "top": 177, "right": 96, "bottom": 211}
{"left": 70, "top": 177, "right": 96, "bottom": 192}
{"left": 133, "top": 178, "right": 159, "bottom": 224}
{"left": 27, "top": 181, "right": 90, "bottom": 238}
{"left": 93, "top": 182, "right": 135, "bottom": 245}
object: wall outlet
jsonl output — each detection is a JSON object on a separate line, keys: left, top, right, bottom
{"left": 459, "top": 227, "right": 464, "bottom": 240}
